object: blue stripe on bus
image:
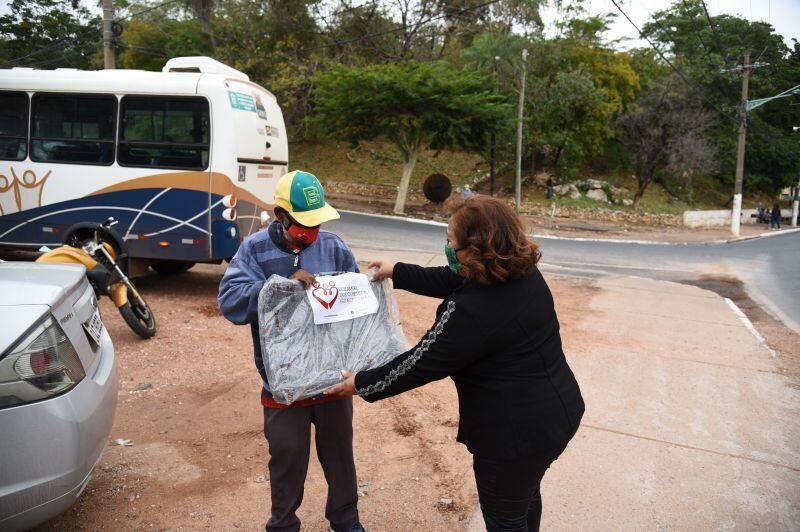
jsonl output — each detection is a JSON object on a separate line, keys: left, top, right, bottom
{"left": 0, "top": 188, "right": 261, "bottom": 262}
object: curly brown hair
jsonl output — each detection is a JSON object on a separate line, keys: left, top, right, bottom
{"left": 445, "top": 195, "right": 541, "bottom": 285}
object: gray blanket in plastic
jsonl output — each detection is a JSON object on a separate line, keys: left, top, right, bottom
{"left": 257, "top": 273, "right": 407, "bottom": 404}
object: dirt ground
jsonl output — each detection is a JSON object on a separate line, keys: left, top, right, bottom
{"left": 34, "top": 263, "right": 593, "bottom": 531}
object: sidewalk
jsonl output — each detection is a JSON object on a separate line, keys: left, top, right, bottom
{"left": 466, "top": 276, "right": 798, "bottom": 530}
{"left": 350, "top": 246, "right": 800, "bottom": 530}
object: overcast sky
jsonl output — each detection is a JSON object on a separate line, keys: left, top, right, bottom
{"left": 541, "top": 0, "right": 798, "bottom": 49}
{"left": 1, "top": 0, "right": 797, "bottom": 51}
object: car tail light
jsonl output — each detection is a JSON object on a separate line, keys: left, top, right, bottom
{"left": 0, "top": 316, "right": 85, "bottom": 409}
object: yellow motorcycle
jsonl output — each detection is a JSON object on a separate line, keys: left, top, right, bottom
{"left": 36, "top": 217, "right": 156, "bottom": 339}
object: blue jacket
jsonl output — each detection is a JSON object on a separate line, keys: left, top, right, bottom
{"left": 218, "top": 221, "right": 359, "bottom": 389}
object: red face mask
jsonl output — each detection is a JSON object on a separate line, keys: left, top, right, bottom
{"left": 285, "top": 220, "right": 320, "bottom": 246}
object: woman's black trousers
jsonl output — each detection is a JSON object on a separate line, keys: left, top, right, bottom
{"left": 473, "top": 448, "right": 564, "bottom": 532}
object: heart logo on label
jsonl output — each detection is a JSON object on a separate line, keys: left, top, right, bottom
{"left": 311, "top": 281, "right": 338, "bottom": 310}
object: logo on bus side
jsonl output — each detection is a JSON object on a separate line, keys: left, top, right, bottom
{"left": 0, "top": 168, "right": 51, "bottom": 215}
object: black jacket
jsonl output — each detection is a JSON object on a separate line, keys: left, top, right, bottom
{"left": 355, "top": 263, "right": 585, "bottom": 459}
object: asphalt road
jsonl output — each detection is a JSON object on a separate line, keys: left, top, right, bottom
{"left": 326, "top": 211, "right": 800, "bottom": 331}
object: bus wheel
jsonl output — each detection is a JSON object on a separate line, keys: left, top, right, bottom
{"left": 150, "top": 260, "right": 195, "bottom": 275}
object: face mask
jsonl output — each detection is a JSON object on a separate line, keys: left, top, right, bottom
{"left": 284, "top": 220, "right": 320, "bottom": 246}
{"left": 445, "top": 240, "right": 464, "bottom": 273}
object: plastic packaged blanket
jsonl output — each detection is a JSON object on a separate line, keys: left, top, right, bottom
{"left": 257, "top": 273, "right": 407, "bottom": 404}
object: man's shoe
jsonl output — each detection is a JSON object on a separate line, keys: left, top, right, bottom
{"left": 329, "top": 522, "right": 366, "bottom": 532}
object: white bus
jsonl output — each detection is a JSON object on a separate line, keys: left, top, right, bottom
{"left": 0, "top": 56, "right": 287, "bottom": 274}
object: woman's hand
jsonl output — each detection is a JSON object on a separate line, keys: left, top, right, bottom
{"left": 368, "top": 260, "right": 395, "bottom": 282}
{"left": 324, "top": 370, "right": 357, "bottom": 397}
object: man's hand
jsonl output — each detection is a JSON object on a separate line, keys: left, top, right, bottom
{"left": 289, "top": 268, "right": 316, "bottom": 289}
{"left": 368, "top": 259, "right": 395, "bottom": 282}
{"left": 324, "top": 370, "right": 357, "bottom": 397}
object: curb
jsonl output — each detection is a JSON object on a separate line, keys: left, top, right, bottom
{"left": 725, "top": 226, "right": 800, "bottom": 243}
{"left": 724, "top": 298, "right": 778, "bottom": 357}
{"left": 338, "top": 209, "right": 448, "bottom": 227}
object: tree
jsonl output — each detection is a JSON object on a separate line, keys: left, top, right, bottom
{"left": 643, "top": 0, "right": 800, "bottom": 195}
{"left": 119, "top": 18, "right": 213, "bottom": 70}
{"left": 312, "top": 61, "right": 511, "bottom": 213}
{"left": 0, "top": 0, "right": 102, "bottom": 69}
{"left": 615, "top": 75, "right": 716, "bottom": 208}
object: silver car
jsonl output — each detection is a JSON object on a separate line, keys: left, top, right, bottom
{"left": 0, "top": 262, "right": 117, "bottom": 530}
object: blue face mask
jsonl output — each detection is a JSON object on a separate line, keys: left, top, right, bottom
{"left": 445, "top": 240, "right": 464, "bottom": 273}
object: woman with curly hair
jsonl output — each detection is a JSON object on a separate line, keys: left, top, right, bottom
{"left": 325, "top": 194, "right": 584, "bottom": 532}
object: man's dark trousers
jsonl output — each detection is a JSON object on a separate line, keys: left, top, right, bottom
{"left": 263, "top": 397, "right": 359, "bottom": 532}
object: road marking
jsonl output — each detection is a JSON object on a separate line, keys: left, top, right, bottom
{"left": 338, "top": 209, "right": 448, "bottom": 227}
{"left": 724, "top": 298, "right": 777, "bottom": 357}
{"left": 541, "top": 259, "right": 698, "bottom": 274}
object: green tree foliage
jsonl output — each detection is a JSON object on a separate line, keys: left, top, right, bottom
{"left": 3, "top": 0, "right": 796, "bottom": 207}
{"left": 0, "top": 0, "right": 102, "bottom": 69}
{"left": 119, "top": 18, "right": 213, "bottom": 70}
{"left": 312, "top": 61, "right": 511, "bottom": 213}
{"left": 643, "top": 0, "right": 800, "bottom": 194}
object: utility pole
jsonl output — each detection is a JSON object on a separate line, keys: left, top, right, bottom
{"left": 730, "top": 51, "right": 750, "bottom": 237}
{"left": 793, "top": 127, "right": 800, "bottom": 227}
{"left": 722, "top": 52, "right": 768, "bottom": 236}
{"left": 515, "top": 48, "right": 528, "bottom": 213}
{"left": 793, "top": 175, "right": 800, "bottom": 227}
{"left": 102, "top": 0, "right": 115, "bottom": 69}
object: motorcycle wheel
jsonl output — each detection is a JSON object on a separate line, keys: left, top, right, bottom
{"left": 118, "top": 295, "right": 157, "bottom": 339}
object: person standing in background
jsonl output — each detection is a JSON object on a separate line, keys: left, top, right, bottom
{"left": 771, "top": 203, "right": 782, "bottom": 230}
{"left": 546, "top": 176, "right": 554, "bottom": 200}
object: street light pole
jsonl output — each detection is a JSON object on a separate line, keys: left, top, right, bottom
{"left": 490, "top": 56, "right": 499, "bottom": 196}
{"left": 102, "top": 0, "right": 115, "bottom": 69}
{"left": 515, "top": 48, "right": 528, "bottom": 213}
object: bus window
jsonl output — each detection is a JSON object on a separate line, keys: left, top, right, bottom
{"left": 118, "top": 96, "right": 209, "bottom": 170}
{"left": 0, "top": 92, "right": 29, "bottom": 161}
{"left": 30, "top": 93, "right": 116, "bottom": 165}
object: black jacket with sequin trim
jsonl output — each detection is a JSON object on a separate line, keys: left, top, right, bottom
{"left": 354, "top": 262, "right": 585, "bottom": 459}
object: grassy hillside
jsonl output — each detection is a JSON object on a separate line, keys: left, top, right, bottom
{"left": 290, "top": 140, "right": 775, "bottom": 216}
{"left": 290, "top": 140, "right": 485, "bottom": 190}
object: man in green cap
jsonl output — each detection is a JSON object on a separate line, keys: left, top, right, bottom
{"left": 219, "top": 170, "right": 365, "bottom": 532}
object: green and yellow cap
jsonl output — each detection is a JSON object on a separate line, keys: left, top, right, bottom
{"left": 274, "top": 170, "right": 340, "bottom": 227}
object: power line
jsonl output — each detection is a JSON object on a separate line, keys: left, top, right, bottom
{"left": 0, "top": 38, "right": 73, "bottom": 67}
{"left": 699, "top": 0, "right": 729, "bottom": 65}
{"left": 117, "top": 0, "right": 183, "bottom": 21}
{"left": 637, "top": 0, "right": 718, "bottom": 70}
{"left": 115, "top": 42, "right": 169, "bottom": 57}
{"left": 295, "top": 0, "right": 500, "bottom": 54}
{"left": 609, "top": 0, "right": 739, "bottom": 127}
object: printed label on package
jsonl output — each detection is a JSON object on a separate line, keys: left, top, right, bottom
{"left": 306, "top": 272, "right": 379, "bottom": 324}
